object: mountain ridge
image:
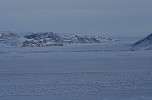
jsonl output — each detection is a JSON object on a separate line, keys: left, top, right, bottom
{"left": 0, "top": 31, "right": 118, "bottom": 47}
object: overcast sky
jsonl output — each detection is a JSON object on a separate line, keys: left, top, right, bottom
{"left": 0, "top": 0, "right": 152, "bottom": 36}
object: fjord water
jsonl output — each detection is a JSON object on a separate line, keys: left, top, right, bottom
{"left": 0, "top": 39, "right": 152, "bottom": 100}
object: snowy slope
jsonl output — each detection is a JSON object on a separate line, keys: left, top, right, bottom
{"left": 133, "top": 33, "right": 152, "bottom": 50}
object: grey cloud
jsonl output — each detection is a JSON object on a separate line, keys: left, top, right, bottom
{"left": 0, "top": 0, "right": 152, "bottom": 36}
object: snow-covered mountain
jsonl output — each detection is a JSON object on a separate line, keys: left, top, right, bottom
{"left": 0, "top": 31, "right": 18, "bottom": 39}
{"left": 0, "top": 31, "right": 20, "bottom": 46}
{"left": 133, "top": 33, "right": 152, "bottom": 50}
{"left": 61, "top": 35, "right": 100, "bottom": 43}
{"left": 61, "top": 34, "right": 118, "bottom": 44}
{"left": 22, "top": 32, "right": 63, "bottom": 47}
{"left": 0, "top": 31, "right": 118, "bottom": 47}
